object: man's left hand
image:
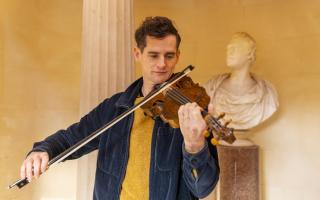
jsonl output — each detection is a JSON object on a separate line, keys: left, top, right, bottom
{"left": 178, "top": 102, "right": 207, "bottom": 154}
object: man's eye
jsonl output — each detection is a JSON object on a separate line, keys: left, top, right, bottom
{"left": 166, "top": 55, "right": 174, "bottom": 59}
{"left": 150, "top": 55, "right": 158, "bottom": 58}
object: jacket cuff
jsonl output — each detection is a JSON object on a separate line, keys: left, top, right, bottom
{"left": 27, "top": 141, "right": 54, "bottom": 160}
{"left": 182, "top": 141, "right": 210, "bottom": 169}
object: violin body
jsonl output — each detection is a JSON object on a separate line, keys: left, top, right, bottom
{"left": 142, "top": 76, "right": 210, "bottom": 128}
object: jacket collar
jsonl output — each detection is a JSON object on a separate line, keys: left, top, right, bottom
{"left": 115, "top": 77, "right": 143, "bottom": 108}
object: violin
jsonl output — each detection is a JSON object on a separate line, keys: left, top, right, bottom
{"left": 8, "top": 65, "right": 235, "bottom": 189}
{"left": 142, "top": 71, "right": 236, "bottom": 145}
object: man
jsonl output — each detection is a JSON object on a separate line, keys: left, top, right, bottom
{"left": 20, "top": 16, "right": 219, "bottom": 200}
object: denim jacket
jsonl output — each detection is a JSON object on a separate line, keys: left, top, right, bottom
{"left": 31, "top": 78, "right": 219, "bottom": 200}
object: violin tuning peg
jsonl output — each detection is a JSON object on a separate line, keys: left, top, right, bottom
{"left": 217, "top": 112, "right": 226, "bottom": 120}
{"left": 203, "top": 130, "right": 210, "bottom": 138}
{"left": 224, "top": 119, "right": 232, "bottom": 127}
{"left": 210, "top": 137, "right": 219, "bottom": 146}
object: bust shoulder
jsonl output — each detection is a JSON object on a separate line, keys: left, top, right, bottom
{"left": 203, "top": 73, "right": 279, "bottom": 129}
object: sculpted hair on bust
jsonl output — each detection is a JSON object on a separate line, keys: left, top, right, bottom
{"left": 231, "top": 32, "right": 257, "bottom": 62}
{"left": 135, "top": 16, "right": 181, "bottom": 52}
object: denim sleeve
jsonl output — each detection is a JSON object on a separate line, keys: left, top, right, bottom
{"left": 30, "top": 97, "right": 113, "bottom": 161}
{"left": 182, "top": 140, "right": 220, "bottom": 198}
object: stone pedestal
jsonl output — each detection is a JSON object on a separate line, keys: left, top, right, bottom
{"left": 217, "top": 145, "right": 259, "bottom": 200}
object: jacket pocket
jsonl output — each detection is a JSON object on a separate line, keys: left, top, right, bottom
{"left": 97, "top": 124, "right": 128, "bottom": 178}
{"left": 155, "top": 127, "right": 182, "bottom": 171}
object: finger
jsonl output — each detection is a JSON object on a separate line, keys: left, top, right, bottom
{"left": 192, "top": 106, "right": 203, "bottom": 121}
{"left": 208, "top": 103, "right": 215, "bottom": 115}
{"left": 26, "top": 159, "right": 34, "bottom": 182}
{"left": 185, "top": 102, "right": 195, "bottom": 110}
{"left": 189, "top": 103, "right": 199, "bottom": 115}
{"left": 41, "top": 155, "right": 49, "bottom": 173}
{"left": 184, "top": 103, "right": 194, "bottom": 119}
{"left": 33, "top": 158, "right": 41, "bottom": 179}
{"left": 178, "top": 105, "right": 185, "bottom": 118}
{"left": 181, "top": 104, "right": 190, "bottom": 120}
{"left": 20, "top": 162, "right": 26, "bottom": 179}
{"left": 186, "top": 102, "right": 200, "bottom": 118}
{"left": 191, "top": 102, "right": 198, "bottom": 108}
{"left": 187, "top": 105, "right": 207, "bottom": 132}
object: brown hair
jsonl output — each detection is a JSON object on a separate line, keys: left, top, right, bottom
{"left": 135, "top": 16, "right": 181, "bottom": 52}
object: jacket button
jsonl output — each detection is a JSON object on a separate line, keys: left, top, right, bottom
{"left": 191, "top": 158, "right": 197, "bottom": 165}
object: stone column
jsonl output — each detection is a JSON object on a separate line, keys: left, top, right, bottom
{"left": 77, "top": 0, "right": 134, "bottom": 199}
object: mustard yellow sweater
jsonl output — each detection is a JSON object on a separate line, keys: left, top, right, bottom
{"left": 120, "top": 97, "right": 154, "bottom": 200}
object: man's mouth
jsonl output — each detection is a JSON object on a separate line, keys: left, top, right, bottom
{"left": 153, "top": 71, "right": 167, "bottom": 74}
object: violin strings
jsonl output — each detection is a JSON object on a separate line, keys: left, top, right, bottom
{"left": 169, "top": 88, "right": 191, "bottom": 104}
{"left": 166, "top": 87, "right": 223, "bottom": 131}
{"left": 165, "top": 89, "right": 187, "bottom": 105}
{"left": 167, "top": 88, "right": 219, "bottom": 126}
{"left": 169, "top": 91, "right": 189, "bottom": 105}
{"left": 173, "top": 88, "right": 193, "bottom": 103}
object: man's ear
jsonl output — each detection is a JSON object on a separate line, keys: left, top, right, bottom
{"left": 176, "top": 49, "right": 180, "bottom": 62}
{"left": 133, "top": 47, "right": 141, "bottom": 61}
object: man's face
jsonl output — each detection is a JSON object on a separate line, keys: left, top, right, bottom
{"left": 134, "top": 35, "right": 180, "bottom": 87}
{"left": 226, "top": 37, "right": 253, "bottom": 68}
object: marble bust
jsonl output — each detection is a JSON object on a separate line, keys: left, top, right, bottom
{"left": 204, "top": 32, "right": 279, "bottom": 131}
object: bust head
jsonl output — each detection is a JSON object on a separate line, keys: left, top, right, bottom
{"left": 226, "top": 32, "right": 256, "bottom": 69}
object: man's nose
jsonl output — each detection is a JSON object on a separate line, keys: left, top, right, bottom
{"left": 157, "top": 56, "right": 166, "bottom": 68}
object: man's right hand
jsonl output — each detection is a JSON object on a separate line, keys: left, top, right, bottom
{"left": 20, "top": 151, "right": 49, "bottom": 182}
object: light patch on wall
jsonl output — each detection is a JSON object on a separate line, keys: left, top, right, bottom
{"left": 0, "top": 0, "right": 82, "bottom": 200}
{"left": 0, "top": 21, "right": 3, "bottom": 99}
